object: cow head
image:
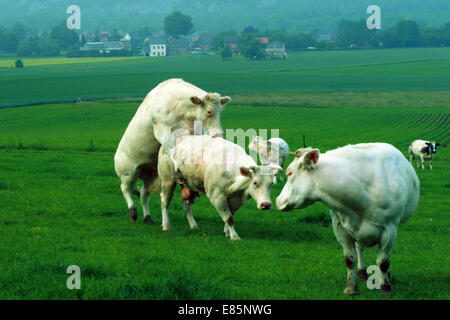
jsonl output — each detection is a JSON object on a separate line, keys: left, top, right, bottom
{"left": 425, "top": 141, "right": 440, "bottom": 154}
{"left": 276, "top": 148, "right": 319, "bottom": 211}
{"left": 239, "top": 164, "right": 282, "bottom": 210}
{"left": 190, "top": 93, "right": 231, "bottom": 138}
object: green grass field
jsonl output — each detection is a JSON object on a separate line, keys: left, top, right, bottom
{"left": 0, "top": 48, "right": 449, "bottom": 299}
{"left": 1, "top": 47, "right": 449, "bottom": 107}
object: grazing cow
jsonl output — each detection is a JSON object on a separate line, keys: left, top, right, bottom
{"left": 276, "top": 143, "right": 419, "bottom": 295}
{"left": 248, "top": 136, "right": 291, "bottom": 182}
{"left": 114, "top": 79, "right": 231, "bottom": 223}
{"left": 157, "top": 135, "right": 282, "bottom": 239}
{"left": 408, "top": 140, "right": 440, "bottom": 170}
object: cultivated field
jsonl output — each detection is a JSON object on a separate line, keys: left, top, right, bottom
{"left": 0, "top": 48, "right": 449, "bottom": 299}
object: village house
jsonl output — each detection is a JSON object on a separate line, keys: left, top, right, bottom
{"left": 149, "top": 38, "right": 167, "bottom": 56}
{"left": 256, "top": 37, "right": 270, "bottom": 49}
{"left": 223, "top": 36, "right": 240, "bottom": 55}
{"left": 120, "top": 33, "right": 132, "bottom": 49}
{"left": 316, "top": 31, "right": 336, "bottom": 43}
{"left": 167, "top": 38, "right": 190, "bottom": 56}
{"left": 266, "top": 41, "right": 286, "bottom": 58}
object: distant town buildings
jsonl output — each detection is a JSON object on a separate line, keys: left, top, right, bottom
{"left": 149, "top": 38, "right": 167, "bottom": 56}
{"left": 80, "top": 41, "right": 126, "bottom": 52}
{"left": 223, "top": 36, "right": 241, "bottom": 55}
{"left": 316, "top": 31, "right": 336, "bottom": 43}
{"left": 266, "top": 41, "right": 286, "bottom": 58}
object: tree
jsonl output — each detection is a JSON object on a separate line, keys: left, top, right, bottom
{"left": 0, "top": 32, "right": 19, "bottom": 53}
{"left": 12, "top": 22, "right": 26, "bottom": 41}
{"left": 242, "top": 39, "right": 264, "bottom": 60}
{"left": 164, "top": 11, "right": 193, "bottom": 38}
{"left": 51, "top": 22, "right": 78, "bottom": 49}
{"left": 211, "top": 30, "right": 237, "bottom": 50}
{"left": 110, "top": 29, "right": 121, "bottom": 41}
{"left": 37, "top": 36, "right": 60, "bottom": 56}
{"left": 17, "top": 38, "right": 35, "bottom": 56}
{"left": 220, "top": 46, "right": 232, "bottom": 60}
{"left": 395, "top": 20, "right": 422, "bottom": 47}
{"left": 15, "top": 59, "right": 24, "bottom": 68}
{"left": 242, "top": 26, "right": 259, "bottom": 34}
{"left": 286, "top": 33, "right": 316, "bottom": 50}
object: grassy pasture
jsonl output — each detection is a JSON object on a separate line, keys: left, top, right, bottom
{"left": 1, "top": 47, "right": 449, "bottom": 107}
{"left": 0, "top": 91, "right": 448, "bottom": 299}
{"left": 0, "top": 56, "right": 141, "bottom": 68}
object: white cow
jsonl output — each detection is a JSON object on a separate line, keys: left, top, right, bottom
{"left": 276, "top": 143, "right": 419, "bottom": 295}
{"left": 114, "top": 79, "right": 231, "bottom": 223}
{"left": 248, "top": 136, "right": 291, "bottom": 182}
{"left": 157, "top": 135, "right": 282, "bottom": 240}
{"left": 408, "top": 140, "right": 440, "bottom": 170}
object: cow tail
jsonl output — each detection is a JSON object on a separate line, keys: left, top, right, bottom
{"left": 148, "top": 177, "right": 161, "bottom": 194}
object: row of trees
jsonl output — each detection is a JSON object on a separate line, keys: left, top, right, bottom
{"left": 0, "top": 21, "right": 80, "bottom": 56}
{"left": 337, "top": 19, "right": 450, "bottom": 48}
{"left": 0, "top": 11, "right": 193, "bottom": 57}
{"left": 216, "top": 18, "right": 450, "bottom": 56}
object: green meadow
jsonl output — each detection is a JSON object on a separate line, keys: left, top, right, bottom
{"left": 0, "top": 48, "right": 449, "bottom": 299}
{"left": 1, "top": 47, "right": 449, "bottom": 107}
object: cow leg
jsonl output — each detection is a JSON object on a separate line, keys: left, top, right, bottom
{"left": 182, "top": 201, "right": 198, "bottom": 229}
{"left": 421, "top": 156, "right": 425, "bottom": 169}
{"left": 409, "top": 153, "right": 413, "bottom": 165}
{"left": 140, "top": 180, "right": 154, "bottom": 224}
{"left": 160, "top": 181, "right": 176, "bottom": 231}
{"left": 416, "top": 157, "right": 420, "bottom": 168}
{"left": 223, "top": 224, "right": 230, "bottom": 238}
{"left": 120, "top": 174, "right": 138, "bottom": 222}
{"left": 376, "top": 225, "right": 397, "bottom": 295}
{"left": 356, "top": 242, "right": 368, "bottom": 281}
{"left": 331, "top": 210, "right": 357, "bottom": 295}
{"left": 153, "top": 124, "right": 179, "bottom": 171}
{"left": 430, "top": 159, "right": 433, "bottom": 170}
{"left": 211, "top": 197, "right": 240, "bottom": 240}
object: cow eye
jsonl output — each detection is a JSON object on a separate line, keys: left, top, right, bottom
{"left": 286, "top": 171, "right": 293, "bottom": 177}
{"left": 253, "top": 181, "right": 258, "bottom": 186}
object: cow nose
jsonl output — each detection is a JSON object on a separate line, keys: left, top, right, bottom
{"left": 260, "top": 202, "right": 272, "bottom": 210}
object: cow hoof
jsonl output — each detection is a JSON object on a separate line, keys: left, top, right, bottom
{"left": 143, "top": 215, "right": 154, "bottom": 224}
{"left": 357, "top": 269, "right": 368, "bottom": 281}
{"left": 129, "top": 207, "right": 138, "bottom": 222}
{"left": 162, "top": 225, "right": 171, "bottom": 231}
{"left": 343, "top": 287, "right": 358, "bottom": 296}
{"left": 230, "top": 235, "right": 241, "bottom": 240}
{"left": 380, "top": 284, "right": 392, "bottom": 296}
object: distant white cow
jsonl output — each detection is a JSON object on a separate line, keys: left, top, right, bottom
{"left": 276, "top": 143, "right": 419, "bottom": 295}
{"left": 248, "top": 136, "right": 291, "bottom": 182}
{"left": 114, "top": 79, "right": 231, "bottom": 223}
{"left": 158, "top": 135, "right": 281, "bottom": 240}
{"left": 408, "top": 140, "right": 440, "bottom": 170}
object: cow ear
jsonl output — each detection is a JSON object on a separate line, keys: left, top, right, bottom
{"left": 190, "top": 96, "right": 203, "bottom": 106}
{"left": 220, "top": 96, "right": 231, "bottom": 106}
{"left": 303, "top": 149, "right": 319, "bottom": 168}
{"left": 240, "top": 167, "right": 251, "bottom": 177}
{"left": 425, "top": 142, "right": 430, "bottom": 146}
{"left": 436, "top": 143, "right": 440, "bottom": 146}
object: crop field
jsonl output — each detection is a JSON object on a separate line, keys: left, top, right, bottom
{"left": 0, "top": 48, "right": 449, "bottom": 299}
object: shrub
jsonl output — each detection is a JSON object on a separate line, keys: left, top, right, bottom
{"left": 15, "top": 59, "right": 24, "bottom": 68}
